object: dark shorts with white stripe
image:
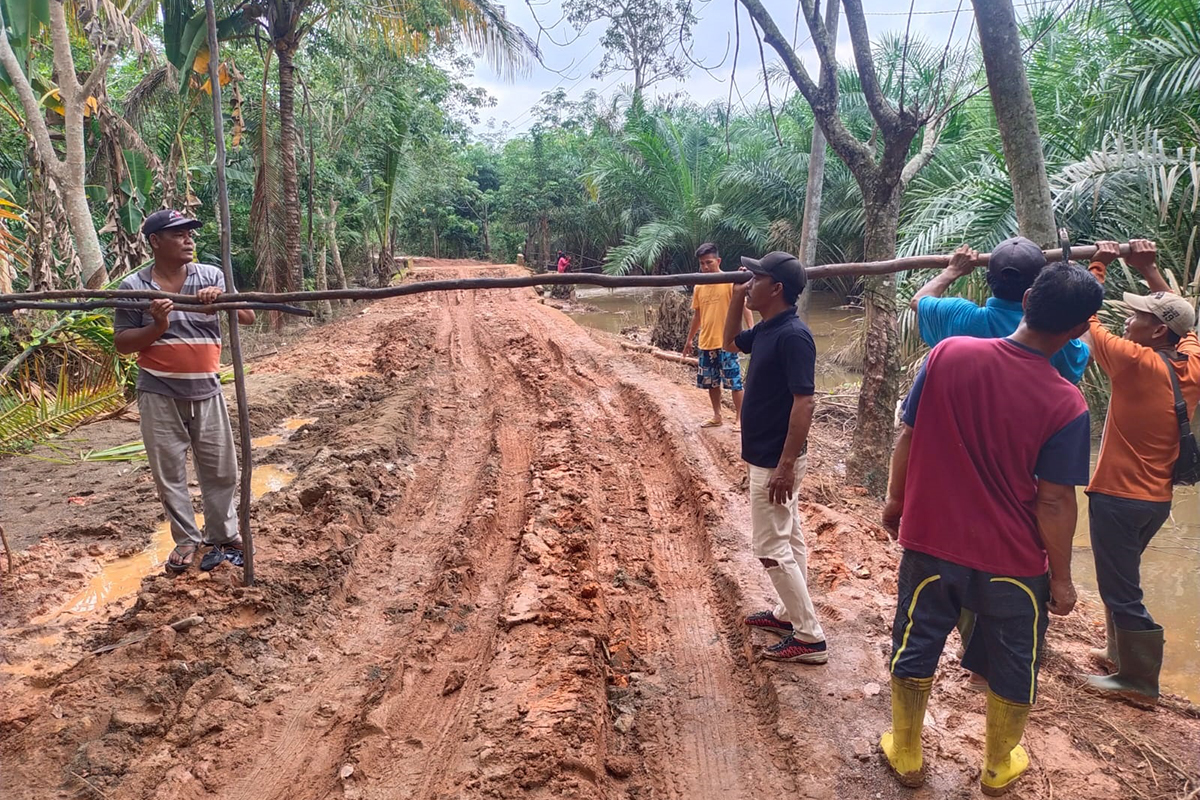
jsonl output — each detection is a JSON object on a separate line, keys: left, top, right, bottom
{"left": 890, "top": 549, "right": 1050, "bottom": 705}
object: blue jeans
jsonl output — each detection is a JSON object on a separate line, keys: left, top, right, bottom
{"left": 1087, "top": 492, "right": 1172, "bottom": 631}
{"left": 890, "top": 550, "right": 1049, "bottom": 704}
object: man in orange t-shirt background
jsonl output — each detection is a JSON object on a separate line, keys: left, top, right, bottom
{"left": 1084, "top": 239, "right": 1200, "bottom": 700}
{"left": 683, "top": 242, "right": 754, "bottom": 428}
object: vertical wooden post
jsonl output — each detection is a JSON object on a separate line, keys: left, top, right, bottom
{"left": 203, "top": 0, "right": 255, "bottom": 585}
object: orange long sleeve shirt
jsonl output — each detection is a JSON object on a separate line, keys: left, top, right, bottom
{"left": 1087, "top": 261, "right": 1200, "bottom": 501}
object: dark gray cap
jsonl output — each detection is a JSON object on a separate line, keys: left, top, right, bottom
{"left": 740, "top": 251, "right": 807, "bottom": 301}
{"left": 988, "top": 236, "right": 1047, "bottom": 284}
{"left": 142, "top": 209, "right": 202, "bottom": 237}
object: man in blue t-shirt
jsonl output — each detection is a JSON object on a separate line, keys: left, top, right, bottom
{"left": 911, "top": 237, "right": 1090, "bottom": 383}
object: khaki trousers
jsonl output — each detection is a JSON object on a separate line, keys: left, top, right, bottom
{"left": 749, "top": 456, "right": 825, "bottom": 642}
{"left": 138, "top": 392, "right": 239, "bottom": 547}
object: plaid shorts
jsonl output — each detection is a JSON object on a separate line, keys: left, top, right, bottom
{"left": 696, "top": 348, "right": 744, "bottom": 390}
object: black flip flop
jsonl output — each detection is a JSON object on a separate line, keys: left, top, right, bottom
{"left": 165, "top": 544, "right": 198, "bottom": 574}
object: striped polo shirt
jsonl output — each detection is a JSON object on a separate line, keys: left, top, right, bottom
{"left": 114, "top": 264, "right": 225, "bottom": 400}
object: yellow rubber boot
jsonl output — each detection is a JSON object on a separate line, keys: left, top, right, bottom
{"left": 981, "top": 690, "right": 1031, "bottom": 796}
{"left": 880, "top": 675, "right": 933, "bottom": 788}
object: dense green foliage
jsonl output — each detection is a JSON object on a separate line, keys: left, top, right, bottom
{"left": 0, "top": 0, "right": 1197, "bottom": 424}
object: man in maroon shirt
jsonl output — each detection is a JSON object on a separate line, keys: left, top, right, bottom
{"left": 879, "top": 262, "right": 1102, "bottom": 795}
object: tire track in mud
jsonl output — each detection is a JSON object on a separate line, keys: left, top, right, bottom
{"left": 596, "top": 387, "right": 803, "bottom": 799}
{"left": 395, "top": 306, "right": 616, "bottom": 799}
{"left": 348, "top": 293, "right": 546, "bottom": 798}
{"left": 217, "top": 288, "right": 526, "bottom": 800}
{"left": 496, "top": 303, "right": 807, "bottom": 799}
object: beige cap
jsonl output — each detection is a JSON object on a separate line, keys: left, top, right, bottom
{"left": 1122, "top": 291, "right": 1196, "bottom": 336}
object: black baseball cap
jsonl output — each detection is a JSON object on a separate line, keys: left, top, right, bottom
{"left": 740, "top": 251, "right": 808, "bottom": 302}
{"left": 988, "top": 236, "right": 1047, "bottom": 285}
{"left": 142, "top": 209, "right": 202, "bottom": 237}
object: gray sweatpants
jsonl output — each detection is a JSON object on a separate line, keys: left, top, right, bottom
{"left": 138, "top": 392, "right": 239, "bottom": 547}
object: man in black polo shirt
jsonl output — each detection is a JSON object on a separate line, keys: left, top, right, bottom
{"left": 722, "top": 251, "right": 826, "bottom": 663}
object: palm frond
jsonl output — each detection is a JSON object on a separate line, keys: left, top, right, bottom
{"left": 71, "top": 0, "right": 158, "bottom": 57}
{"left": 0, "top": 331, "right": 130, "bottom": 454}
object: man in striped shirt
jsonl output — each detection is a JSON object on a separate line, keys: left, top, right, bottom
{"left": 114, "top": 210, "right": 255, "bottom": 573}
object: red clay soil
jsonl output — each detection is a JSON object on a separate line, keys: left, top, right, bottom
{"left": 2, "top": 260, "right": 1198, "bottom": 800}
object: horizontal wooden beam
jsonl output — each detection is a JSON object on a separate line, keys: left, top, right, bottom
{"left": 0, "top": 244, "right": 1131, "bottom": 309}
{"left": 0, "top": 300, "right": 314, "bottom": 316}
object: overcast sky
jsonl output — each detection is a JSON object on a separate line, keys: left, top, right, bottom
{"left": 470, "top": 0, "right": 1008, "bottom": 135}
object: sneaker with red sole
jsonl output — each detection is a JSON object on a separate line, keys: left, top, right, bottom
{"left": 763, "top": 635, "right": 828, "bottom": 664}
{"left": 744, "top": 610, "right": 794, "bottom": 637}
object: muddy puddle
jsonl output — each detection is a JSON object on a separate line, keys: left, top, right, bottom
{"left": 13, "top": 414, "right": 316, "bottom": 637}
{"left": 570, "top": 287, "right": 861, "bottom": 390}
{"left": 27, "top": 463, "right": 295, "bottom": 626}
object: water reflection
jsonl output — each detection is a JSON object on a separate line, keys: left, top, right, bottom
{"left": 1074, "top": 466, "right": 1199, "bottom": 702}
{"left": 569, "top": 288, "right": 862, "bottom": 391}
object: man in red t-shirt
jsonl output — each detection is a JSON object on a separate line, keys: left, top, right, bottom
{"left": 879, "top": 263, "right": 1102, "bottom": 795}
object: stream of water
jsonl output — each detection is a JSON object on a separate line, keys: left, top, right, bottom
{"left": 568, "top": 288, "right": 1200, "bottom": 701}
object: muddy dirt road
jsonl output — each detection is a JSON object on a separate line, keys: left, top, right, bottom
{"left": 3, "top": 261, "right": 1198, "bottom": 799}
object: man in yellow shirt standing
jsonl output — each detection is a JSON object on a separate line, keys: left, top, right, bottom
{"left": 683, "top": 243, "right": 754, "bottom": 428}
{"left": 1085, "top": 239, "right": 1200, "bottom": 700}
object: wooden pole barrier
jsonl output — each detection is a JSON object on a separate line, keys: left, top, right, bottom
{"left": 0, "top": 243, "right": 1136, "bottom": 308}
{"left": 0, "top": 300, "right": 313, "bottom": 315}
{"left": 204, "top": 0, "right": 255, "bottom": 587}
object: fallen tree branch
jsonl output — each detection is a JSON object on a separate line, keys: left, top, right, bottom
{"left": 0, "top": 243, "right": 1136, "bottom": 307}
{"left": 0, "top": 300, "right": 314, "bottom": 316}
{"left": 620, "top": 342, "right": 699, "bottom": 366}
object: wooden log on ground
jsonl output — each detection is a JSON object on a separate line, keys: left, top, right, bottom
{"left": 620, "top": 341, "right": 699, "bottom": 367}
{"left": 0, "top": 243, "right": 1138, "bottom": 307}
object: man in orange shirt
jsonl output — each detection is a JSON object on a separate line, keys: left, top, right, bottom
{"left": 683, "top": 242, "right": 753, "bottom": 428}
{"left": 1085, "top": 239, "right": 1200, "bottom": 700}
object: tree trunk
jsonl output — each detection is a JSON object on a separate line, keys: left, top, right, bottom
{"left": 431, "top": 225, "right": 440, "bottom": 259}
{"left": 275, "top": 44, "right": 303, "bottom": 294}
{"left": 796, "top": 0, "right": 839, "bottom": 321}
{"left": 971, "top": 0, "right": 1056, "bottom": 247}
{"left": 26, "top": 150, "right": 55, "bottom": 292}
{"left": 328, "top": 198, "right": 349, "bottom": 303}
{"left": 846, "top": 189, "right": 902, "bottom": 496}
{"left": 305, "top": 83, "right": 315, "bottom": 278}
{"left": 482, "top": 204, "right": 491, "bottom": 258}
{"left": 539, "top": 215, "right": 550, "bottom": 271}
{"left": 164, "top": 135, "right": 182, "bottom": 209}
{"left": 315, "top": 233, "right": 332, "bottom": 321}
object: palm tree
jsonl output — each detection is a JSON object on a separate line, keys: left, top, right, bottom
{"left": 887, "top": 0, "right": 1200, "bottom": 414}
{"left": 589, "top": 112, "right": 766, "bottom": 274}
